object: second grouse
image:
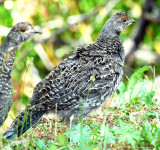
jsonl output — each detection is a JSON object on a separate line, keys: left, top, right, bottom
{"left": 0, "top": 22, "right": 41, "bottom": 127}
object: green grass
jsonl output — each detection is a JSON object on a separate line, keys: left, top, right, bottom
{"left": 1, "top": 65, "right": 160, "bottom": 149}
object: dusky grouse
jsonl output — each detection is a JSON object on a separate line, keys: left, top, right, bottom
{"left": 0, "top": 22, "right": 41, "bottom": 127}
{"left": 5, "top": 12, "right": 136, "bottom": 140}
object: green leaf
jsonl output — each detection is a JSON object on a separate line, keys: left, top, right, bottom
{"left": 35, "top": 139, "right": 46, "bottom": 150}
{"left": 130, "top": 96, "right": 140, "bottom": 104}
{"left": 142, "top": 91, "right": 155, "bottom": 107}
{"left": 65, "top": 123, "right": 91, "bottom": 146}
{"left": 113, "top": 120, "right": 142, "bottom": 147}
{"left": 128, "top": 66, "right": 150, "bottom": 86}
{"left": 48, "top": 143, "right": 58, "bottom": 150}
{"left": 0, "top": 133, "right": 3, "bottom": 139}
{"left": 127, "top": 66, "right": 150, "bottom": 100}
{"left": 57, "top": 134, "right": 67, "bottom": 145}
{"left": 101, "top": 125, "right": 115, "bottom": 144}
{"left": 0, "top": 133, "right": 8, "bottom": 143}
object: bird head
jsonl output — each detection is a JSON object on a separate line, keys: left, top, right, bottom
{"left": 98, "top": 12, "right": 136, "bottom": 38}
{"left": 6, "top": 22, "right": 42, "bottom": 46}
{"left": 109, "top": 12, "right": 136, "bottom": 35}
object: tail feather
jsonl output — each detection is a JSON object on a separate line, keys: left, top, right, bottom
{"left": 4, "top": 109, "right": 45, "bottom": 140}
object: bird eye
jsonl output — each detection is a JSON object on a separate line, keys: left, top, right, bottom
{"left": 20, "top": 28, "right": 26, "bottom": 32}
{"left": 122, "top": 19, "right": 127, "bottom": 22}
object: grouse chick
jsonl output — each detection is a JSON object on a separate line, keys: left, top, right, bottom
{"left": 0, "top": 22, "right": 41, "bottom": 127}
{"left": 4, "top": 12, "right": 136, "bottom": 140}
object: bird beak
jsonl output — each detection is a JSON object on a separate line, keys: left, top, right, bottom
{"left": 131, "top": 18, "right": 136, "bottom": 23}
{"left": 33, "top": 29, "right": 42, "bottom": 34}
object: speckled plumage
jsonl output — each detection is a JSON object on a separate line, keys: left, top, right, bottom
{"left": 4, "top": 12, "right": 136, "bottom": 140}
{"left": 0, "top": 22, "right": 41, "bottom": 127}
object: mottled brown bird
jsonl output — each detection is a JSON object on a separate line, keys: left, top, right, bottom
{"left": 5, "top": 12, "right": 136, "bottom": 140}
{"left": 0, "top": 22, "right": 41, "bottom": 127}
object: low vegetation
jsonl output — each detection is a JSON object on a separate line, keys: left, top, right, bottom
{"left": 0, "top": 66, "right": 159, "bottom": 149}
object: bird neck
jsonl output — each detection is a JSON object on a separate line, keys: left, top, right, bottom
{"left": 97, "top": 32, "right": 120, "bottom": 45}
{"left": 97, "top": 21, "right": 120, "bottom": 42}
{"left": 0, "top": 38, "right": 22, "bottom": 79}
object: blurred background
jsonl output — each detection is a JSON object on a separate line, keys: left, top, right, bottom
{"left": 0, "top": 0, "right": 160, "bottom": 130}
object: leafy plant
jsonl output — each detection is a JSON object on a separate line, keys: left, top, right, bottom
{"left": 65, "top": 123, "right": 91, "bottom": 149}
{"left": 113, "top": 120, "right": 142, "bottom": 147}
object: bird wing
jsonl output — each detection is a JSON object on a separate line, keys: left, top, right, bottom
{"left": 29, "top": 41, "right": 122, "bottom": 112}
